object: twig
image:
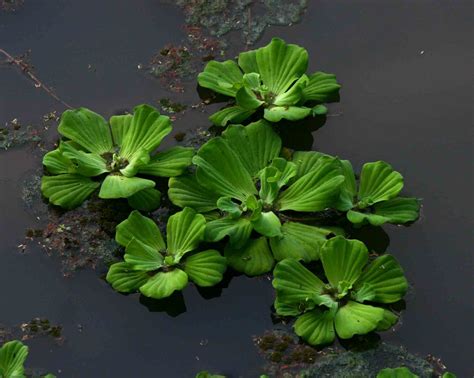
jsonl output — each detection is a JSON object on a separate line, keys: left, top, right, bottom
{"left": 0, "top": 48, "right": 72, "bottom": 109}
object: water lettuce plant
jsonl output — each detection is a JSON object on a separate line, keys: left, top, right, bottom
{"left": 377, "top": 367, "right": 456, "bottom": 378}
{"left": 198, "top": 38, "right": 340, "bottom": 126}
{"left": 337, "top": 160, "right": 420, "bottom": 226}
{"left": 0, "top": 340, "right": 55, "bottom": 378}
{"left": 168, "top": 120, "right": 345, "bottom": 275}
{"left": 41, "top": 104, "right": 193, "bottom": 210}
{"left": 106, "top": 208, "right": 227, "bottom": 299}
{"left": 273, "top": 236, "right": 408, "bottom": 346}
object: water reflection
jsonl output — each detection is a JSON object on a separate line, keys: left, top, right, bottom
{"left": 139, "top": 292, "right": 187, "bottom": 317}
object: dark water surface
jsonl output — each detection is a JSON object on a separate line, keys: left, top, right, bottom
{"left": 1, "top": 1, "right": 472, "bottom": 377}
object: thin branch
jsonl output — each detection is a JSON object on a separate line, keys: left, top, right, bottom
{"left": 0, "top": 48, "right": 72, "bottom": 109}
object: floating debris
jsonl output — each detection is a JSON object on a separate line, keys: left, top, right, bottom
{"left": 158, "top": 98, "right": 188, "bottom": 114}
{"left": 0, "top": 118, "right": 42, "bottom": 151}
{"left": 0, "top": 0, "right": 24, "bottom": 12}
{"left": 0, "top": 318, "right": 63, "bottom": 345}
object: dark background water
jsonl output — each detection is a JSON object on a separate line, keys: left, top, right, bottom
{"left": 0, "top": 1, "right": 472, "bottom": 377}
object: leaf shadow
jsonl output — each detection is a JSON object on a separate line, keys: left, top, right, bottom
{"left": 139, "top": 292, "right": 187, "bottom": 317}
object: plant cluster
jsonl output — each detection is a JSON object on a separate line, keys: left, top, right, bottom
{"left": 40, "top": 38, "right": 428, "bottom": 362}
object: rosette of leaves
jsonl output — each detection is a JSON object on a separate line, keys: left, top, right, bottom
{"left": 0, "top": 340, "right": 55, "bottom": 378}
{"left": 198, "top": 38, "right": 340, "bottom": 126}
{"left": 106, "top": 208, "right": 227, "bottom": 300}
{"left": 41, "top": 104, "right": 193, "bottom": 210}
{"left": 336, "top": 160, "right": 420, "bottom": 226}
{"left": 272, "top": 236, "right": 408, "bottom": 346}
{"left": 168, "top": 120, "right": 345, "bottom": 276}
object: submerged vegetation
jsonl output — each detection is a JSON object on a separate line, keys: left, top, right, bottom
{"left": 198, "top": 38, "right": 340, "bottom": 126}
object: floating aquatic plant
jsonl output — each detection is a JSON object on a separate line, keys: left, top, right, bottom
{"left": 106, "top": 208, "right": 227, "bottom": 300}
{"left": 0, "top": 340, "right": 55, "bottom": 378}
{"left": 168, "top": 120, "right": 345, "bottom": 275}
{"left": 273, "top": 236, "right": 408, "bottom": 346}
{"left": 198, "top": 38, "right": 340, "bottom": 126}
{"left": 336, "top": 160, "right": 420, "bottom": 226}
{"left": 41, "top": 104, "right": 193, "bottom": 210}
{"left": 377, "top": 367, "right": 456, "bottom": 378}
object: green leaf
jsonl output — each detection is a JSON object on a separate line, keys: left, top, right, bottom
{"left": 166, "top": 208, "right": 206, "bottom": 259}
{"left": 138, "top": 146, "right": 194, "bottom": 177}
{"left": 252, "top": 211, "right": 282, "bottom": 238}
{"left": 273, "top": 74, "right": 308, "bottom": 106}
{"left": 193, "top": 137, "right": 256, "bottom": 202}
{"left": 59, "top": 141, "right": 109, "bottom": 177}
{"left": 120, "top": 104, "right": 171, "bottom": 159}
{"left": 106, "top": 262, "right": 150, "bottom": 293}
{"left": 278, "top": 157, "right": 344, "bottom": 212}
{"left": 58, "top": 107, "right": 113, "bottom": 154}
{"left": 205, "top": 217, "right": 253, "bottom": 248}
{"left": 0, "top": 340, "right": 28, "bottom": 378}
{"left": 272, "top": 258, "right": 326, "bottom": 316}
{"left": 216, "top": 197, "right": 243, "bottom": 218}
{"left": 184, "top": 250, "right": 227, "bottom": 287}
{"left": 373, "top": 197, "right": 420, "bottom": 224}
{"left": 119, "top": 148, "right": 150, "bottom": 177}
{"left": 127, "top": 188, "right": 162, "bottom": 212}
{"left": 337, "top": 159, "right": 357, "bottom": 211}
{"left": 294, "top": 308, "right": 336, "bottom": 346}
{"left": 41, "top": 174, "right": 100, "bottom": 209}
{"left": 442, "top": 373, "right": 457, "bottom": 378}
{"left": 99, "top": 175, "right": 155, "bottom": 199}
{"left": 139, "top": 269, "right": 188, "bottom": 299}
{"left": 264, "top": 105, "right": 312, "bottom": 122}
{"left": 254, "top": 38, "right": 308, "bottom": 95}
{"left": 347, "top": 209, "right": 389, "bottom": 227}
{"left": 242, "top": 72, "right": 261, "bottom": 89}
{"left": 124, "top": 238, "right": 163, "bottom": 271}
{"left": 376, "top": 367, "right": 418, "bottom": 378}
{"left": 197, "top": 60, "right": 243, "bottom": 97}
{"left": 320, "top": 236, "right": 368, "bottom": 291}
{"left": 168, "top": 175, "right": 220, "bottom": 213}
{"left": 115, "top": 210, "right": 166, "bottom": 251}
{"left": 225, "top": 237, "right": 274, "bottom": 276}
{"left": 357, "top": 161, "right": 404, "bottom": 207}
{"left": 302, "top": 72, "right": 341, "bottom": 102}
{"left": 334, "top": 301, "right": 385, "bottom": 339}
{"left": 236, "top": 86, "right": 264, "bottom": 110}
{"left": 238, "top": 49, "right": 259, "bottom": 75}
{"left": 209, "top": 105, "right": 256, "bottom": 127}
{"left": 354, "top": 254, "right": 408, "bottom": 303}
{"left": 291, "top": 151, "right": 326, "bottom": 179}
{"left": 109, "top": 114, "right": 132, "bottom": 147}
{"left": 312, "top": 104, "right": 328, "bottom": 115}
{"left": 259, "top": 159, "right": 297, "bottom": 205}
{"left": 376, "top": 309, "right": 399, "bottom": 331}
{"left": 195, "top": 371, "right": 226, "bottom": 378}
{"left": 269, "top": 222, "right": 332, "bottom": 262}
{"left": 222, "top": 121, "right": 281, "bottom": 177}
{"left": 43, "top": 149, "right": 74, "bottom": 175}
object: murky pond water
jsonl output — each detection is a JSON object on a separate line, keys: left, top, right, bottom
{"left": 1, "top": 1, "right": 472, "bottom": 377}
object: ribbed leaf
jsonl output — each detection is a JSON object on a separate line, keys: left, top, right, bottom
{"left": 291, "top": 151, "right": 326, "bottom": 179}
{"left": 59, "top": 141, "right": 108, "bottom": 177}
{"left": 354, "top": 254, "right": 408, "bottom": 303}
{"left": 0, "top": 340, "right": 28, "bottom": 378}
{"left": 139, "top": 269, "right": 188, "bottom": 299}
{"left": 235, "top": 86, "right": 264, "bottom": 110}
{"left": 124, "top": 238, "right": 163, "bottom": 271}
{"left": 377, "top": 367, "right": 418, "bottom": 378}
{"left": 252, "top": 211, "right": 282, "bottom": 238}
{"left": 197, "top": 60, "right": 243, "bottom": 97}
{"left": 127, "top": 188, "right": 161, "bottom": 212}
{"left": 374, "top": 197, "right": 420, "bottom": 224}
{"left": 205, "top": 217, "right": 253, "bottom": 248}
{"left": 302, "top": 72, "right": 341, "bottom": 102}
{"left": 168, "top": 175, "right": 220, "bottom": 213}
{"left": 109, "top": 114, "right": 132, "bottom": 147}
{"left": 216, "top": 197, "right": 243, "bottom": 218}
{"left": 58, "top": 107, "right": 113, "bottom": 154}
{"left": 376, "top": 309, "right": 399, "bottom": 332}
{"left": 119, "top": 148, "right": 150, "bottom": 177}
{"left": 320, "top": 236, "right": 368, "bottom": 290}
{"left": 41, "top": 174, "right": 100, "bottom": 209}
{"left": 278, "top": 157, "right": 344, "bottom": 212}
{"left": 334, "top": 301, "right": 385, "bottom": 339}
{"left": 115, "top": 210, "right": 165, "bottom": 251}
{"left": 120, "top": 104, "right": 171, "bottom": 159}
{"left": 99, "top": 175, "right": 155, "bottom": 199}
{"left": 337, "top": 159, "right": 357, "bottom": 211}
{"left": 238, "top": 49, "right": 259, "bottom": 75}
{"left": 347, "top": 210, "right": 389, "bottom": 227}
{"left": 358, "top": 161, "right": 404, "bottom": 207}
{"left": 294, "top": 308, "right": 336, "bottom": 346}
{"left": 138, "top": 146, "right": 194, "bottom": 177}
{"left": 269, "top": 222, "right": 332, "bottom": 262}
{"left": 193, "top": 137, "right": 256, "bottom": 201}
{"left": 106, "top": 262, "right": 149, "bottom": 293}
{"left": 209, "top": 105, "right": 256, "bottom": 127}
{"left": 166, "top": 208, "right": 206, "bottom": 259}
{"left": 43, "top": 149, "right": 75, "bottom": 174}
{"left": 264, "top": 105, "right": 312, "bottom": 122}
{"left": 254, "top": 38, "right": 308, "bottom": 94}
{"left": 222, "top": 121, "right": 281, "bottom": 177}
{"left": 224, "top": 237, "right": 274, "bottom": 276}
{"left": 273, "top": 75, "right": 308, "bottom": 106}
{"left": 272, "top": 258, "right": 326, "bottom": 316}
{"left": 259, "top": 159, "right": 297, "bottom": 205}
{"left": 184, "top": 250, "right": 227, "bottom": 287}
